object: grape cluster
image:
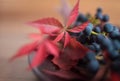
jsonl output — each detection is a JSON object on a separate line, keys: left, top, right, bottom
{"left": 73, "top": 8, "right": 120, "bottom": 74}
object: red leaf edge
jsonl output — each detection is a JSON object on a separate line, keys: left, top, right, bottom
{"left": 54, "top": 32, "right": 64, "bottom": 43}
{"left": 10, "top": 41, "right": 38, "bottom": 61}
{"left": 66, "top": 0, "right": 79, "bottom": 27}
{"left": 45, "top": 41, "right": 59, "bottom": 57}
{"left": 68, "top": 21, "right": 89, "bottom": 33}
{"left": 27, "top": 44, "right": 47, "bottom": 70}
{"left": 64, "top": 32, "right": 71, "bottom": 48}
{"left": 27, "top": 17, "right": 63, "bottom": 28}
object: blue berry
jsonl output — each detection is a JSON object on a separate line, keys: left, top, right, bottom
{"left": 103, "top": 23, "right": 114, "bottom": 33}
{"left": 97, "top": 7, "right": 102, "bottom": 13}
{"left": 88, "top": 23, "right": 94, "bottom": 29}
{"left": 83, "top": 23, "right": 93, "bottom": 36}
{"left": 102, "top": 14, "right": 109, "bottom": 22}
{"left": 95, "top": 12, "right": 103, "bottom": 20}
{"left": 93, "top": 26, "right": 101, "bottom": 33}
{"left": 87, "top": 45, "right": 96, "bottom": 51}
{"left": 112, "top": 40, "right": 120, "bottom": 50}
{"left": 83, "top": 27, "right": 92, "bottom": 36}
{"left": 108, "top": 50, "right": 119, "bottom": 60}
{"left": 92, "top": 43, "right": 101, "bottom": 52}
{"left": 85, "top": 51, "right": 96, "bottom": 61}
{"left": 77, "top": 14, "right": 88, "bottom": 23}
{"left": 113, "top": 26, "right": 119, "bottom": 32}
{"left": 96, "top": 34, "right": 106, "bottom": 44}
{"left": 109, "top": 31, "right": 120, "bottom": 39}
{"left": 101, "top": 38, "right": 114, "bottom": 51}
{"left": 87, "top": 60, "right": 100, "bottom": 73}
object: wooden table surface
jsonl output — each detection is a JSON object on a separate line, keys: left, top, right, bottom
{"left": 0, "top": 0, "right": 120, "bottom": 81}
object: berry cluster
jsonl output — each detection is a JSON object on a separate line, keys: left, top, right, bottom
{"left": 11, "top": 0, "right": 120, "bottom": 80}
{"left": 72, "top": 8, "right": 120, "bottom": 74}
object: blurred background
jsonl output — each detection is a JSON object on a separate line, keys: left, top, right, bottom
{"left": 0, "top": 0, "right": 120, "bottom": 81}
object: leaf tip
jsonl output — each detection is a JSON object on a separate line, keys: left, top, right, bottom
{"left": 9, "top": 55, "right": 18, "bottom": 62}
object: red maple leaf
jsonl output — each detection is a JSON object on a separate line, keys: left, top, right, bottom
{"left": 28, "top": 0, "right": 89, "bottom": 48}
{"left": 28, "top": 18, "right": 63, "bottom": 36}
{"left": 10, "top": 33, "right": 59, "bottom": 69}
{"left": 11, "top": 0, "right": 89, "bottom": 69}
{"left": 52, "top": 38, "right": 89, "bottom": 70}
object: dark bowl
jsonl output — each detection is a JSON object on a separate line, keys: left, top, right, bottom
{"left": 28, "top": 51, "right": 110, "bottom": 81}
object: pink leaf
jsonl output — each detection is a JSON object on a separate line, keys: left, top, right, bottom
{"left": 70, "top": 38, "right": 89, "bottom": 52}
{"left": 30, "top": 24, "right": 61, "bottom": 35}
{"left": 64, "top": 32, "right": 71, "bottom": 48}
{"left": 29, "top": 33, "right": 43, "bottom": 41}
{"left": 68, "top": 22, "right": 89, "bottom": 33}
{"left": 78, "top": 42, "right": 89, "bottom": 52}
{"left": 66, "top": 0, "right": 79, "bottom": 27}
{"left": 45, "top": 41, "right": 59, "bottom": 57}
{"left": 54, "top": 32, "right": 64, "bottom": 43}
{"left": 10, "top": 42, "right": 38, "bottom": 61}
{"left": 68, "top": 38, "right": 89, "bottom": 59}
{"left": 28, "top": 17, "right": 63, "bottom": 28}
{"left": 111, "top": 72, "right": 120, "bottom": 81}
{"left": 52, "top": 54, "right": 76, "bottom": 70}
{"left": 28, "top": 44, "right": 47, "bottom": 69}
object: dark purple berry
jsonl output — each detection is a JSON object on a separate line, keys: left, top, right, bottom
{"left": 103, "top": 23, "right": 114, "bottom": 33}
{"left": 95, "top": 12, "right": 103, "bottom": 20}
{"left": 85, "top": 51, "right": 96, "bottom": 61}
{"left": 102, "top": 14, "right": 109, "bottom": 22}
{"left": 87, "top": 60, "right": 100, "bottom": 73}
{"left": 97, "top": 7, "right": 102, "bottom": 13}
{"left": 93, "top": 26, "right": 101, "bottom": 33}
